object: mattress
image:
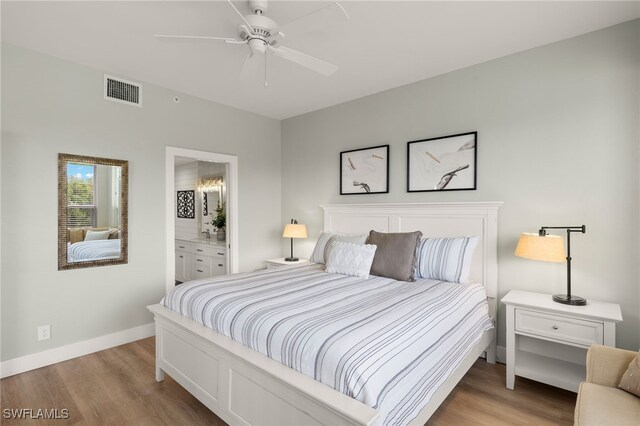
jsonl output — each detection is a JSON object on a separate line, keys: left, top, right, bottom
{"left": 67, "top": 239, "right": 121, "bottom": 262}
{"left": 162, "top": 264, "right": 493, "bottom": 425}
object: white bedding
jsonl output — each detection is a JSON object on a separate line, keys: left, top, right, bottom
{"left": 162, "top": 264, "right": 493, "bottom": 425}
{"left": 67, "top": 239, "right": 121, "bottom": 262}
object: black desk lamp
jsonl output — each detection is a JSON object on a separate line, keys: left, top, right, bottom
{"left": 515, "top": 225, "right": 587, "bottom": 306}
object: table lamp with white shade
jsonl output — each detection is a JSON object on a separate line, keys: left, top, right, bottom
{"left": 282, "top": 219, "right": 307, "bottom": 262}
{"left": 515, "top": 225, "right": 587, "bottom": 306}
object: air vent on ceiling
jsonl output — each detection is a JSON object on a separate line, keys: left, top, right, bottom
{"left": 104, "top": 75, "right": 142, "bottom": 107}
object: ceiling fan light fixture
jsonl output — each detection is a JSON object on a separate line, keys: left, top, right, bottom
{"left": 248, "top": 38, "right": 267, "bottom": 54}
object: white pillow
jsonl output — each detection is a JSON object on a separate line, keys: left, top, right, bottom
{"left": 84, "top": 230, "right": 112, "bottom": 241}
{"left": 334, "top": 234, "right": 368, "bottom": 244}
{"left": 310, "top": 233, "right": 368, "bottom": 264}
{"left": 325, "top": 241, "right": 377, "bottom": 279}
{"left": 415, "top": 236, "right": 479, "bottom": 283}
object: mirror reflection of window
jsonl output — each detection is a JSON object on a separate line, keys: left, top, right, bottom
{"left": 58, "top": 153, "right": 128, "bottom": 270}
{"left": 67, "top": 162, "right": 97, "bottom": 227}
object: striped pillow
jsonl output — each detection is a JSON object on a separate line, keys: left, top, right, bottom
{"left": 310, "top": 232, "right": 335, "bottom": 264}
{"left": 310, "top": 233, "right": 368, "bottom": 264}
{"left": 415, "top": 236, "right": 479, "bottom": 283}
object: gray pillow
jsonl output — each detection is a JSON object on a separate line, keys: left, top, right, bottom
{"left": 365, "top": 230, "right": 423, "bottom": 281}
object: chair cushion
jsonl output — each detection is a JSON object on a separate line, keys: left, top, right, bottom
{"left": 575, "top": 382, "right": 640, "bottom": 426}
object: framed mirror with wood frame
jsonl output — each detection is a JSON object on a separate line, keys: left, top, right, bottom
{"left": 58, "top": 153, "right": 128, "bottom": 270}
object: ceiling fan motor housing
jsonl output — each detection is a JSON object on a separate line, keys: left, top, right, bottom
{"left": 238, "top": 14, "right": 280, "bottom": 51}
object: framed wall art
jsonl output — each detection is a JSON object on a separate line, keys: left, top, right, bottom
{"left": 407, "top": 132, "right": 477, "bottom": 192}
{"left": 177, "top": 190, "right": 195, "bottom": 218}
{"left": 340, "top": 145, "right": 389, "bottom": 195}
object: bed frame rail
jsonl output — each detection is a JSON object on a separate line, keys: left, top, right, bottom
{"left": 149, "top": 304, "right": 380, "bottom": 426}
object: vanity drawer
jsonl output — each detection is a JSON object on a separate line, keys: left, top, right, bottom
{"left": 212, "top": 262, "right": 225, "bottom": 276}
{"left": 212, "top": 249, "right": 227, "bottom": 260}
{"left": 515, "top": 308, "right": 603, "bottom": 347}
{"left": 193, "top": 245, "right": 226, "bottom": 257}
{"left": 191, "top": 264, "right": 212, "bottom": 279}
{"left": 192, "top": 256, "right": 211, "bottom": 267}
{"left": 176, "top": 241, "right": 193, "bottom": 252}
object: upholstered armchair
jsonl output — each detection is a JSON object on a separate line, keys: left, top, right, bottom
{"left": 574, "top": 344, "right": 640, "bottom": 425}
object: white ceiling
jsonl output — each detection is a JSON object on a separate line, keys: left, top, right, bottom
{"left": 2, "top": 1, "right": 638, "bottom": 119}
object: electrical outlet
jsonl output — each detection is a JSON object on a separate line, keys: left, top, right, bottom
{"left": 38, "top": 325, "right": 50, "bottom": 341}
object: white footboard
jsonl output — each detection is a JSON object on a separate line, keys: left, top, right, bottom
{"left": 149, "top": 303, "right": 495, "bottom": 426}
{"left": 149, "top": 304, "right": 380, "bottom": 426}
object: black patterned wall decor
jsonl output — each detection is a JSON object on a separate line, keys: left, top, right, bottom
{"left": 177, "top": 190, "right": 195, "bottom": 219}
{"left": 203, "top": 193, "right": 209, "bottom": 216}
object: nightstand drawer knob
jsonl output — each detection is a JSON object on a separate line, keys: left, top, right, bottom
{"left": 552, "top": 325, "right": 559, "bottom": 330}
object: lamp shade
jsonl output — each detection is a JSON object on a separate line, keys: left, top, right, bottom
{"left": 515, "top": 233, "right": 565, "bottom": 263}
{"left": 283, "top": 224, "right": 307, "bottom": 239}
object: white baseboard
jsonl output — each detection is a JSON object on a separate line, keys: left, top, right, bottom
{"left": 0, "top": 322, "right": 155, "bottom": 379}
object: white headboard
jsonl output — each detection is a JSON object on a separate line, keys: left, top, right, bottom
{"left": 322, "top": 202, "right": 502, "bottom": 300}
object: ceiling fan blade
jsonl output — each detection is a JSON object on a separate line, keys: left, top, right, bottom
{"left": 278, "top": 2, "right": 349, "bottom": 38}
{"left": 239, "top": 52, "right": 262, "bottom": 81}
{"left": 154, "top": 35, "right": 237, "bottom": 42}
{"left": 227, "top": 0, "right": 255, "bottom": 33}
{"left": 269, "top": 45, "right": 338, "bottom": 76}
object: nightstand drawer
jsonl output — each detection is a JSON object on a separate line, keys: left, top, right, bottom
{"left": 515, "top": 309, "right": 603, "bottom": 347}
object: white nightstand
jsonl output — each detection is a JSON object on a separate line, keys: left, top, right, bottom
{"left": 501, "top": 290, "right": 622, "bottom": 392}
{"left": 265, "top": 258, "right": 311, "bottom": 270}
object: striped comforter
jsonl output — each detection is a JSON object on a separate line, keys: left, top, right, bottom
{"left": 67, "top": 239, "right": 121, "bottom": 262}
{"left": 163, "top": 264, "right": 493, "bottom": 425}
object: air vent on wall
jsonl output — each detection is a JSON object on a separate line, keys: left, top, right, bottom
{"left": 104, "top": 75, "right": 142, "bottom": 107}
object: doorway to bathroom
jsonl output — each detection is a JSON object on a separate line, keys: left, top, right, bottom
{"left": 165, "top": 146, "right": 238, "bottom": 293}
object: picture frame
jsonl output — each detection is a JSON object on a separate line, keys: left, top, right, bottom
{"left": 407, "top": 132, "right": 477, "bottom": 192}
{"left": 177, "top": 190, "right": 195, "bottom": 219}
{"left": 340, "top": 145, "right": 389, "bottom": 195}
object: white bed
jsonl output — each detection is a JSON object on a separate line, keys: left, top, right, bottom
{"left": 148, "top": 202, "right": 502, "bottom": 425}
{"left": 67, "top": 238, "right": 121, "bottom": 262}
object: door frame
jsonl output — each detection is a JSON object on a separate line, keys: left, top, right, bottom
{"left": 165, "top": 146, "right": 239, "bottom": 293}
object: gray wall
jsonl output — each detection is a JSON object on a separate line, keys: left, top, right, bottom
{"left": 281, "top": 20, "right": 640, "bottom": 350}
{"left": 1, "top": 44, "right": 282, "bottom": 361}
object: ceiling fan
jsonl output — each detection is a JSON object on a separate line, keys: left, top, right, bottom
{"left": 155, "top": 0, "right": 348, "bottom": 86}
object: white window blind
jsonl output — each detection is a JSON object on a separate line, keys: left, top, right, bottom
{"left": 67, "top": 163, "right": 97, "bottom": 228}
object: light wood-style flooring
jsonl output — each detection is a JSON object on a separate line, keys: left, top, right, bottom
{"left": 1, "top": 337, "right": 576, "bottom": 425}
